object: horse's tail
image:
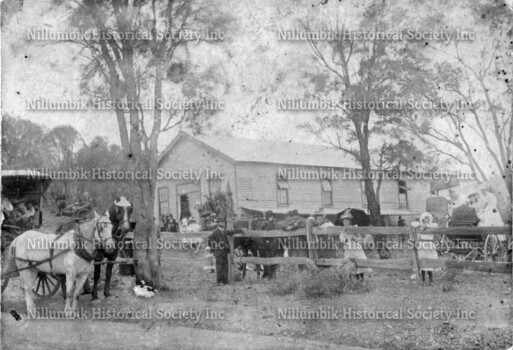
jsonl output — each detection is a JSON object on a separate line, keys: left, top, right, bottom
{"left": 2, "top": 238, "right": 20, "bottom": 278}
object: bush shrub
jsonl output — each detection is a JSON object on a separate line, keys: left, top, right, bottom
{"left": 271, "top": 265, "right": 369, "bottom": 298}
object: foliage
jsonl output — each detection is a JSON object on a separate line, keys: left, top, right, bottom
{"left": 1, "top": 115, "right": 48, "bottom": 169}
{"left": 199, "top": 183, "right": 235, "bottom": 226}
{"left": 1, "top": 115, "right": 131, "bottom": 211}
{"left": 296, "top": 0, "right": 434, "bottom": 225}
{"left": 53, "top": 0, "right": 232, "bottom": 287}
{"left": 271, "top": 266, "right": 369, "bottom": 298}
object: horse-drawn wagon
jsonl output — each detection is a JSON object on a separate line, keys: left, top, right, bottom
{"left": 60, "top": 201, "right": 93, "bottom": 218}
{"left": 1, "top": 170, "right": 62, "bottom": 296}
{"left": 424, "top": 196, "right": 510, "bottom": 262}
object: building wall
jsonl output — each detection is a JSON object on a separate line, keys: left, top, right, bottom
{"left": 235, "top": 163, "right": 370, "bottom": 215}
{"left": 376, "top": 180, "right": 400, "bottom": 210}
{"left": 406, "top": 180, "right": 433, "bottom": 214}
{"left": 156, "top": 137, "right": 440, "bottom": 222}
{"left": 156, "top": 137, "right": 236, "bottom": 221}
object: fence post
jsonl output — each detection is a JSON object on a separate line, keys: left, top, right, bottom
{"left": 228, "top": 234, "right": 235, "bottom": 282}
{"left": 306, "top": 218, "right": 318, "bottom": 265}
{"left": 409, "top": 226, "right": 422, "bottom": 285}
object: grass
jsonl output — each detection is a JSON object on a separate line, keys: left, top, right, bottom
{"left": 271, "top": 265, "right": 369, "bottom": 298}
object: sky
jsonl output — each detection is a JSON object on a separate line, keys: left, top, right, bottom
{"left": 1, "top": 0, "right": 510, "bottom": 177}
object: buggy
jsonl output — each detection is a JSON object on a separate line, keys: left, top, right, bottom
{"left": 1, "top": 170, "right": 61, "bottom": 296}
{"left": 425, "top": 196, "right": 510, "bottom": 261}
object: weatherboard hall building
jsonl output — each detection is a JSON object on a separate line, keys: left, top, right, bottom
{"left": 155, "top": 132, "right": 473, "bottom": 228}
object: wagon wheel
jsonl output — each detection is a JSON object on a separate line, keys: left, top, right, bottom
{"left": 1, "top": 249, "right": 9, "bottom": 293}
{"left": 75, "top": 208, "right": 94, "bottom": 221}
{"left": 503, "top": 237, "right": 513, "bottom": 262}
{"left": 33, "top": 272, "right": 61, "bottom": 297}
{"left": 462, "top": 247, "right": 481, "bottom": 261}
{"left": 434, "top": 234, "right": 451, "bottom": 254}
{"left": 484, "top": 235, "right": 505, "bottom": 262}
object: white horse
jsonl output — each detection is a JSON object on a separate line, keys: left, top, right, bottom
{"left": 1, "top": 211, "right": 115, "bottom": 315}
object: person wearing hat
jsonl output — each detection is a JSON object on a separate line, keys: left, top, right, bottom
{"left": 417, "top": 212, "right": 440, "bottom": 285}
{"left": 207, "top": 215, "right": 245, "bottom": 285}
{"left": 475, "top": 183, "right": 505, "bottom": 240}
{"left": 448, "top": 187, "right": 468, "bottom": 216}
{"left": 264, "top": 210, "right": 275, "bottom": 230}
{"left": 339, "top": 212, "right": 372, "bottom": 281}
{"left": 1, "top": 197, "right": 13, "bottom": 227}
{"left": 310, "top": 210, "right": 334, "bottom": 228}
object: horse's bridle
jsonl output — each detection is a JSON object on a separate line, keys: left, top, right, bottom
{"left": 74, "top": 216, "right": 113, "bottom": 248}
{"left": 112, "top": 219, "right": 130, "bottom": 241}
{"left": 95, "top": 217, "right": 114, "bottom": 247}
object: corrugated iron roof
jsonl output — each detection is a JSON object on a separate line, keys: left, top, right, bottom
{"left": 160, "top": 132, "right": 361, "bottom": 169}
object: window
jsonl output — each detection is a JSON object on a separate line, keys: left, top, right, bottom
{"left": 398, "top": 180, "right": 408, "bottom": 209}
{"left": 208, "top": 178, "right": 222, "bottom": 194}
{"left": 158, "top": 187, "right": 170, "bottom": 216}
{"left": 277, "top": 178, "right": 290, "bottom": 206}
{"left": 321, "top": 179, "right": 333, "bottom": 207}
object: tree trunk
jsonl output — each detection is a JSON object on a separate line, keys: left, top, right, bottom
{"left": 131, "top": 154, "right": 166, "bottom": 289}
{"left": 359, "top": 133, "right": 389, "bottom": 259}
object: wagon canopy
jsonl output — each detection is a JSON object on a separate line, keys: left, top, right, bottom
{"left": 1, "top": 170, "right": 52, "bottom": 203}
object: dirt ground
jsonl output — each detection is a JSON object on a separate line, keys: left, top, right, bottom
{"left": 1, "top": 225, "right": 512, "bottom": 350}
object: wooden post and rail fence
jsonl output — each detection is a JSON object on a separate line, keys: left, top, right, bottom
{"left": 227, "top": 220, "right": 512, "bottom": 283}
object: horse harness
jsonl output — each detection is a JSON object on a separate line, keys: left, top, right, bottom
{"left": 10, "top": 217, "right": 111, "bottom": 274}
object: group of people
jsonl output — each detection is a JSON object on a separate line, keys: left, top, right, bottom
{"left": 417, "top": 183, "right": 506, "bottom": 285}
{"left": 157, "top": 213, "right": 203, "bottom": 233}
{"left": 1, "top": 197, "right": 39, "bottom": 230}
{"left": 449, "top": 183, "right": 505, "bottom": 234}
{"left": 160, "top": 214, "right": 178, "bottom": 232}
{"left": 180, "top": 214, "right": 201, "bottom": 233}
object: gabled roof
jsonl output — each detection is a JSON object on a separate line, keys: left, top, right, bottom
{"left": 159, "top": 132, "right": 361, "bottom": 169}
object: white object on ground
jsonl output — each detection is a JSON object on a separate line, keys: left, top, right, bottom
{"left": 133, "top": 283, "right": 156, "bottom": 297}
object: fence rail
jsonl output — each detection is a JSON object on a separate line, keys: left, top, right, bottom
{"left": 227, "top": 220, "right": 512, "bottom": 283}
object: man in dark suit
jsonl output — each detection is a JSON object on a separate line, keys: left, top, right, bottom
{"left": 207, "top": 216, "right": 244, "bottom": 285}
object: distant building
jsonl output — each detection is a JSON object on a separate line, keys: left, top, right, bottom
{"left": 155, "top": 132, "right": 475, "bottom": 226}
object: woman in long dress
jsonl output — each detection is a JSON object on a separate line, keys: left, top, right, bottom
{"left": 417, "top": 212, "right": 440, "bottom": 285}
{"left": 474, "top": 183, "right": 505, "bottom": 241}
{"left": 339, "top": 215, "right": 372, "bottom": 281}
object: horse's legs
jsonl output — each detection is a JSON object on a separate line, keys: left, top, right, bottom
{"left": 20, "top": 269, "right": 38, "bottom": 315}
{"left": 71, "top": 273, "right": 89, "bottom": 311}
{"left": 59, "top": 274, "right": 67, "bottom": 298}
{"left": 82, "top": 277, "right": 92, "bottom": 293}
{"left": 92, "top": 263, "right": 102, "bottom": 301}
{"left": 64, "top": 271, "right": 76, "bottom": 314}
{"left": 104, "top": 253, "right": 117, "bottom": 298}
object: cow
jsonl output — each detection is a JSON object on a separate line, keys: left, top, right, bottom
{"left": 233, "top": 217, "right": 273, "bottom": 279}
{"left": 336, "top": 208, "right": 390, "bottom": 258}
{"left": 335, "top": 208, "right": 370, "bottom": 227}
{"left": 232, "top": 212, "right": 284, "bottom": 279}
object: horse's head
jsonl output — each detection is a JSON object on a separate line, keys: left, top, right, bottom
{"left": 110, "top": 197, "right": 132, "bottom": 241}
{"left": 94, "top": 211, "right": 115, "bottom": 254}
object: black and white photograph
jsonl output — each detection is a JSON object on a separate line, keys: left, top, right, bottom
{"left": 0, "top": 0, "right": 512, "bottom": 349}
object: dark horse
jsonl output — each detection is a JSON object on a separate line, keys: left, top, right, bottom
{"left": 91, "top": 197, "right": 132, "bottom": 300}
